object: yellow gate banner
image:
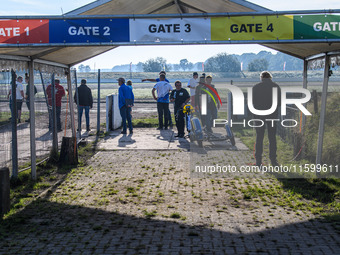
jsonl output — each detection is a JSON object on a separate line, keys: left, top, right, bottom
{"left": 211, "top": 15, "right": 294, "bottom": 41}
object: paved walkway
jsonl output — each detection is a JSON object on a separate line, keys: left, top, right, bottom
{"left": 1, "top": 128, "right": 339, "bottom": 254}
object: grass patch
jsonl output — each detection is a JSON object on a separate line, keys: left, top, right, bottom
{"left": 229, "top": 123, "right": 340, "bottom": 219}
{"left": 132, "top": 116, "right": 159, "bottom": 127}
{"left": 143, "top": 210, "right": 157, "bottom": 218}
{"left": 170, "top": 212, "right": 181, "bottom": 219}
{"left": 3, "top": 139, "right": 100, "bottom": 220}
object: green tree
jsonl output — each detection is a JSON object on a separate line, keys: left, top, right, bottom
{"left": 143, "top": 57, "right": 170, "bottom": 72}
{"left": 204, "top": 53, "right": 241, "bottom": 72}
{"left": 85, "top": 65, "right": 91, "bottom": 72}
{"left": 179, "top": 58, "right": 193, "bottom": 71}
{"left": 248, "top": 58, "right": 269, "bottom": 71}
{"left": 78, "top": 64, "right": 85, "bottom": 72}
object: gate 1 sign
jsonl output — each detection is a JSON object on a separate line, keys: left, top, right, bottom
{"left": 48, "top": 19, "right": 130, "bottom": 43}
{"left": 0, "top": 19, "right": 49, "bottom": 44}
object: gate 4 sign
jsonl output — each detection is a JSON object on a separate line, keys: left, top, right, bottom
{"left": 0, "top": 19, "right": 49, "bottom": 44}
{"left": 129, "top": 18, "right": 211, "bottom": 42}
{"left": 211, "top": 15, "right": 294, "bottom": 41}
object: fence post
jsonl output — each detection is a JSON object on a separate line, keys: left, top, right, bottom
{"left": 50, "top": 73, "right": 58, "bottom": 160}
{"left": 0, "top": 167, "right": 10, "bottom": 218}
{"left": 316, "top": 55, "right": 330, "bottom": 167}
{"left": 312, "top": 90, "right": 318, "bottom": 113}
{"left": 10, "top": 70, "right": 18, "bottom": 179}
{"left": 28, "top": 60, "right": 36, "bottom": 180}
{"left": 97, "top": 69, "right": 101, "bottom": 133}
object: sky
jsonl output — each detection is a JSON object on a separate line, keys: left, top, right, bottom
{"left": 2, "top": 0, "right": 340, "bottom": 69}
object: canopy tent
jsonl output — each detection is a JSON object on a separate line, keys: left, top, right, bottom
{"left": 0, "top": 0, "right": 271, "bottom": 68}
{"left": 0, "top": 0, "right": 338, "bottom": 177}
{"left": 0, "top": 0, "right": 339, "bottom": 66}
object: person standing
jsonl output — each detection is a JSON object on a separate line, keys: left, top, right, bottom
{"left": 126, "top": 80, "right": 133, "bottom": 89}
{"left": 252, "top": 71, "right": 281, "bottom": 167}
{"left": 46, "top": 79, "right": 65, "bottom": 132}
{"left": 24, "top": 73, "right": 38, "bottom": 123}
{"left": 7, "top": 75, "right": 25, "bottom": 123}
{"left": 187, "top": 72, "right": 198, "bottom": 107}
{"left": 170, "top": 80, "right": 190, "bottom": 138}
{"left": 74, "top": 79, "right": 93, "bottom": 132}
{"left": 118, "top": 77, "right": 134, "bottom": 135}
{"left": 152, "top": 74, "right": 173, "bottom": 130}
{"left": 143, "top": 71, "right": 173, "bottom": 128}
{"left": 205, "top": 75, "right": 219, "bottom": 133}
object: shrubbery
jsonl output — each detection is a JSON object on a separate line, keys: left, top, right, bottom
{"left": 304, "top": 92, "right": 340, "bottom": 165}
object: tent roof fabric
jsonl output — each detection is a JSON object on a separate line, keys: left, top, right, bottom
{"left": 0, "top": 0, "right": 338, "bottom": 69}
{"left": 66, "top": 0, "right": 270, "bottom": 15}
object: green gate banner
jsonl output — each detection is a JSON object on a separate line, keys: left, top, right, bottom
{"left": 294, "top": 14, "right": 340, "bottom": 39}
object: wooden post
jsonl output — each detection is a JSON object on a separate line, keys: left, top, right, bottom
{"left": 59, "top": 137, "right": 78, "bottom": 166}
{"left": 59, "top": 68, "right": 78, "bottom": 166}
{"left": 0, "top": 167, "right": 10, "bottom": 217}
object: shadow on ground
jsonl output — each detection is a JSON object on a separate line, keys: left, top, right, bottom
{"left": 0, "top": 198, "right": 338, "bottom": 254}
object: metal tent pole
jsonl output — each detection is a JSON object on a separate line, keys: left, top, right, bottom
{"left": 51, "top": 73, "right": 58, "bottom": 159}
{"left": 97, "top": 69, "right": 101, "bottom": 133}
{"left": 28, "top": 60, "right": 36, "bottom": 180}
{"left": 302, "top": 59, "right": 308, "bottom": 132}
{"left": 316, "top": 55, "right": 330, "bottom": 166}
{"left": 73, "top": 69, "right": 80, "bottom": 138}
{"left": 66, "top": 68, "right": 76, "bottom": 138}
{"left": 10, "top": 70, "right": 18, "bottom": 179}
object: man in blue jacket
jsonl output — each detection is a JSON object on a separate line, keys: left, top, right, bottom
{"left": 118, "top": 77, "right": 134, "bottom": 134}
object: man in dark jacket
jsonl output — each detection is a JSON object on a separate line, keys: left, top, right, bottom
{"left": 170, "top": 80, "right": 190, "bottom": 138}
{"left": 74, "top": 79, "right": 93, "bottom": 132}
{"left": 252, "top": 71, "right": 281, "bottom": 167}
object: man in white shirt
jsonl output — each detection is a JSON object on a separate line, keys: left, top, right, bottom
{"left": 152, "top": 74, "right": 173, "bottom": 130}
{"left": 187, "top": 72, "right": 198, "bottom": 107}
{"left": 7, "top": 76, "right": 25, "bottom": 123}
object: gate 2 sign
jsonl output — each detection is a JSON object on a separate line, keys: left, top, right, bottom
{"left": 48, "top": 19, "right": 130, "bottom": 43}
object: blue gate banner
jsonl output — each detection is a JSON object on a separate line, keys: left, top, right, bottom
{"left": 49, "top": 19, "right": 129, "bottom": 43}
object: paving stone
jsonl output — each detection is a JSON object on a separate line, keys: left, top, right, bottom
{"left": 1, "top": 129, "right": 339, "bottom": 254}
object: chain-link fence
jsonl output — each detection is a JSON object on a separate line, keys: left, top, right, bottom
{"left": 0, "top": 69, "right": 81, "bottom": 174}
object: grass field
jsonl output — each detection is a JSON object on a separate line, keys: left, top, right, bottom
{"left": 1, "top": 70, "right": 340, "bottom": 101}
